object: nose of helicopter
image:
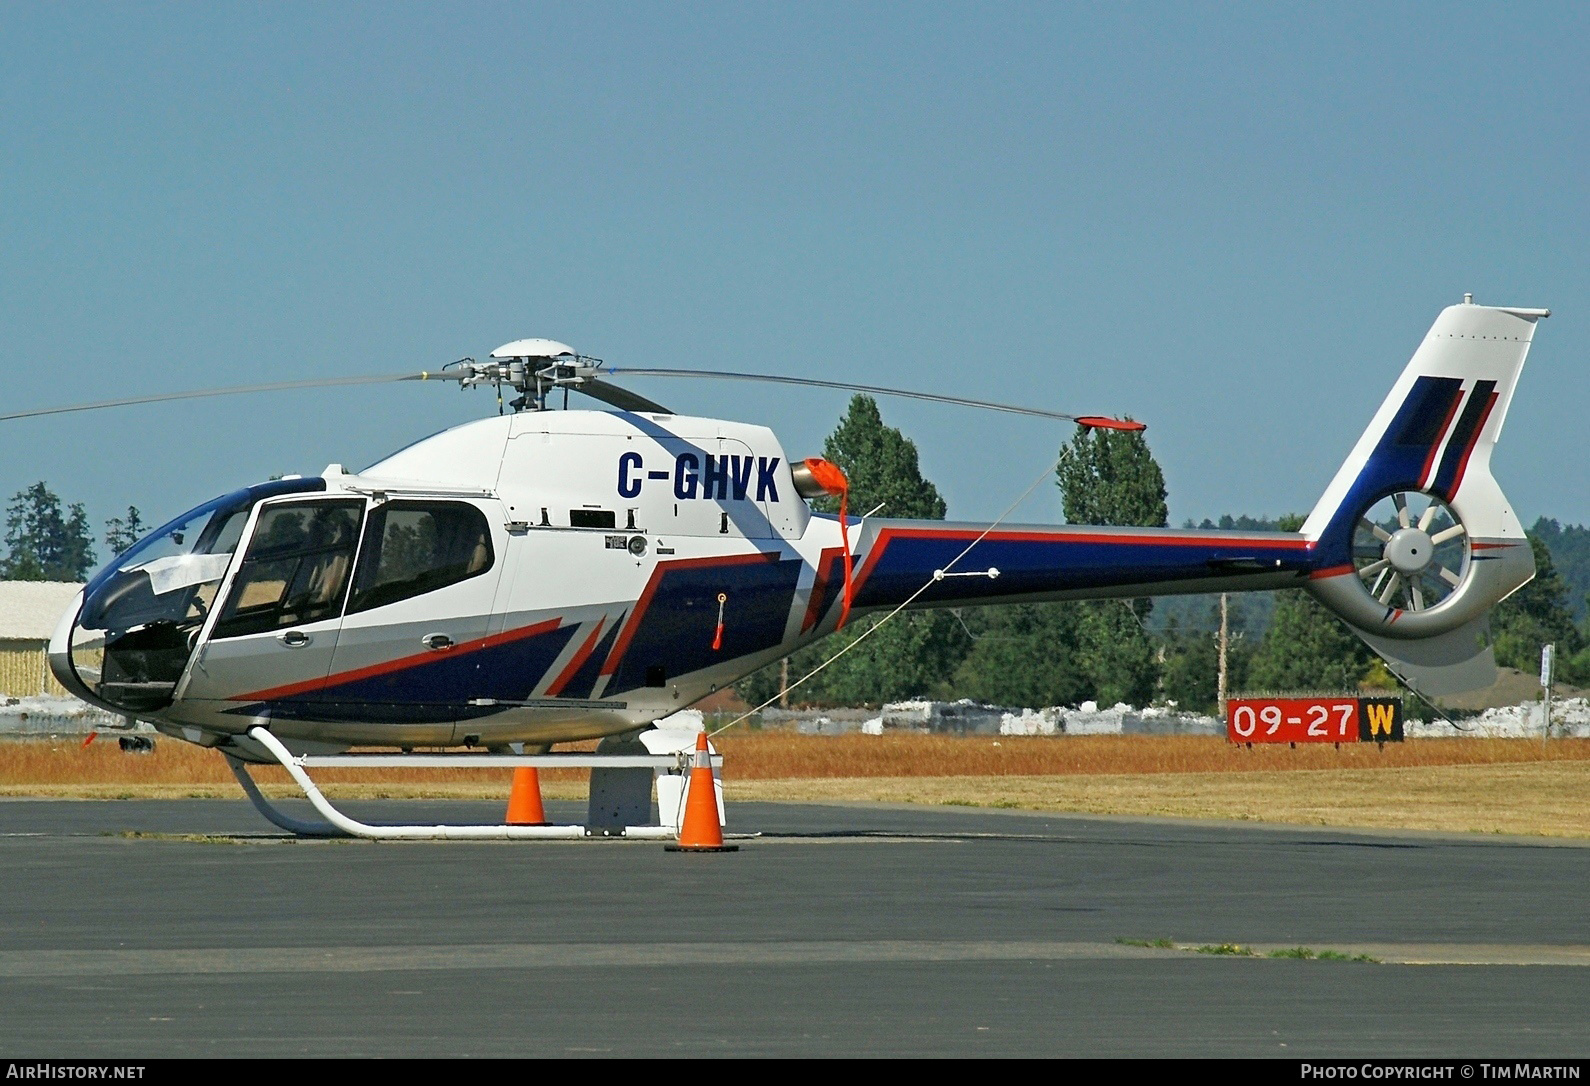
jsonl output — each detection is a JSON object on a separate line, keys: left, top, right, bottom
{"left": 47, "top": 588, "right": 101, "bottom": 707}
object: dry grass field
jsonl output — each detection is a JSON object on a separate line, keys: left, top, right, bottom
{"left": 713, "top": 733, "right": 1590, "bottom": 778}
{"left": 726, "top": 764, "right": 1590, "bottom": 838}
{"left": 3, "top": 733, "right": 1588, "bottom": 837}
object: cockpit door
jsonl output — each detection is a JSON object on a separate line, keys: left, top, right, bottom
{"left": 179, "top": 498, "right": 364, "bottom": 723}
{"left": 320, "top": 498, "right": 506, "bottom": 740}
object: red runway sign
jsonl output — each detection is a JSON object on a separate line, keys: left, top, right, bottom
{"left": 1227, "top": 697, "right": 1402, "bottom": 744}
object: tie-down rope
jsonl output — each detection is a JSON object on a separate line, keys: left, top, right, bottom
{"left": 706, "top": 447, "right": 1071, "bottom": 739}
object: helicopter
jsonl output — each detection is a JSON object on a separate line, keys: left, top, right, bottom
{"left": 11, "top": 298, "right": 1546, "bottom": 766}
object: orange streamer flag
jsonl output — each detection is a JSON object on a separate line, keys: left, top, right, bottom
{"left": 802, "top": 458, "right": 853, "bottom": 629}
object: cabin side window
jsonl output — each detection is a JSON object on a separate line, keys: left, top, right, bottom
{"left": 211, "top": 500, "right": 365, "bottom": 639}
{"left": 347, "top": 501, "right": 494, "bottom": 613}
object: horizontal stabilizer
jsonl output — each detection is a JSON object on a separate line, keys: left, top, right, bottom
{"left": 1354, "top": 616, "right": 1497, "bottom": 696}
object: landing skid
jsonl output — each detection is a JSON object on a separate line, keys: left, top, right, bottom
{"left": 226, "top": 725, "right": 721, "bottom": 841}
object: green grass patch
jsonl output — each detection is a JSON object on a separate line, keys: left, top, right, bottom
{"left": 1118, "top": 938, "right": 1381, "bottom": 961}
{"left": 1268, "top": 946, "right": 1316, "bottom": 959}
{"left": 1267, "top": 946, "right": 1380, "bottom": 963}
{"left": 111, "top": 831, "right": 257, "bottom": 845}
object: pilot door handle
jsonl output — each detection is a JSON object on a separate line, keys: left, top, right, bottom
{"left": 421, "top": 633, "right": 454, "bottom": 651}
{"left": 278, "top": 630, "right": 311, "bottom": 648}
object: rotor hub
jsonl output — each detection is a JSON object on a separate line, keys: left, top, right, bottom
{"left": 1384, "top": 527, "right": 1435, "bottom": 574}
{"left": 1351, "top": 490, "right": 1469, "bottom": 613}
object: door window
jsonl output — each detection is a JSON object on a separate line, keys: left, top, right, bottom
{"left": 347, "top": 501, "right": 494, "bottom": 613}
{"left": 211, "top": 500, "right": 364, "bottom": 639}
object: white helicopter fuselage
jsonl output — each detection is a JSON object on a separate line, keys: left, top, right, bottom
{"left": 56, "top": 409, "right": 831, "bottom": 750}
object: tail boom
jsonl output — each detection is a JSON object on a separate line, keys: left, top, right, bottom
{"left": 820, "top": 519, "right": 1318, "bottom": 617}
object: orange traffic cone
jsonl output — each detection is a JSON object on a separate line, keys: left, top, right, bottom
{"left": 506, "top": 766, "right": 548, "bottom": 825}
{"left": 665, "top": 731, "right": 737, "bottom": 853}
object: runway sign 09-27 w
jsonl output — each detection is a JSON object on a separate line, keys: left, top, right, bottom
{"left": 1227, "top": 697, "right": 1404, "bottom": 744}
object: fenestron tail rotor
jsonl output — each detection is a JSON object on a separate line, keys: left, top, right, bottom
{"left": 1, "top": 338, "right": 1144, "bottom": 432}
{"left": 1351, "top": 490, "right": 1468, "bottom": 612}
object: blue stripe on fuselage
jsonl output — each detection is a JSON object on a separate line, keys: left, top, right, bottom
{"left": 848, "top": 530, "right": 1314, "bottom": 610}
{"left": 1311, "top": 374, "right": 1465, "bottom": 566}
{"left": 605, "top": 557, "right": 803, "bottom": 695}
{"left": 233, "top": 620, "right": 580, "bottom": 724}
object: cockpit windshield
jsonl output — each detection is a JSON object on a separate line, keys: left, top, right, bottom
{"left": 68, "top": 478, "right": 325, "bottom": 713}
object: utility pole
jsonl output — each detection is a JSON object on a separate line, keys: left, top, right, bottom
{"left": 779, "top": 656, "right": 790, "bottom": 710}
{"left": 1541, "top": 643, "right": 1555, "bottom": 746}
{"left": 1217, "top": 593, "right": 1230, "bottom": 721}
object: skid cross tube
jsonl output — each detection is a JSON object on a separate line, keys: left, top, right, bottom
{"left": 295, "top": 752, "right": 720, "bottom": 769}
{"left": 234, "top": 726, "right": 691, "bottom": 841}
{"left": 224, "top": 753, "right": 342, "bottom": 837}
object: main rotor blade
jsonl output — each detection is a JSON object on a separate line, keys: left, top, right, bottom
{"left": 573, "top": 378, "right": 672, "bottom": 415}
{"left": 602, "top": 366, "right": 1142, "bottom": 429}
{"left": 0, "top": 372, "right": 463, "bottom": 423}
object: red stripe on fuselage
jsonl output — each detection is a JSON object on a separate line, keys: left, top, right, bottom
{"left": 232, "top": 616, "right": 564, "bottom": 703}
{"left": 598, "top": 551, "right": 782, "bottom": 678}
{"left": 544, "top": 618, "right": 609, "bottom": 697}
{"left": 801, "top": 546, "right": 848, "bottom": 633}
{"left": 1442, "top": 391, "right": 1498, "bottom": 501}
{"left": 1309, "top": 563, "right": 1355, "bottom": 580}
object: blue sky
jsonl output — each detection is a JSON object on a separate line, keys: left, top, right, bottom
{"left": 2, "top": 3, "right": 1585, "bottom": 554}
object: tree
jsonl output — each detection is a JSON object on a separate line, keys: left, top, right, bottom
{"left": 1245, "top": 590, "right": 1373, "bottom": 693}
{"left": 1076, "top": 600, "right": 1159, "bottom": 706}
{"left": 813, "top": 395, "right": 947, "bottom": 519}
{"left": 738, "top": 395, "right": 966, "bottom": 707}
{"left": 2, "top": 482, "right": 97, "bottom": 582}
{"left": 953, "top": 604, "right": 1088, "bottom": 708}
{"left": 104, "top": 506, "right": 147, "bottom": 557}
{"left": 1563, "top": 644, "right": 1590, "bottom": 688}
{"left": 1158, "top": 602, "right": 1254, "bottom": 714}
{"left": 800, "top": 609, "right": 971, "bottom": 705}
{"left": 1057, "top": 422, "right": 1167, "bottom": 530}
{"left": 1531, "top": 517, "right": 1590, "bottom": 624}
{"left": 1491, "top": 534, "right": 1582, "bottom": 677}
{"left": 1055, "top": 422, "right": 1167, "bottom": 705}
